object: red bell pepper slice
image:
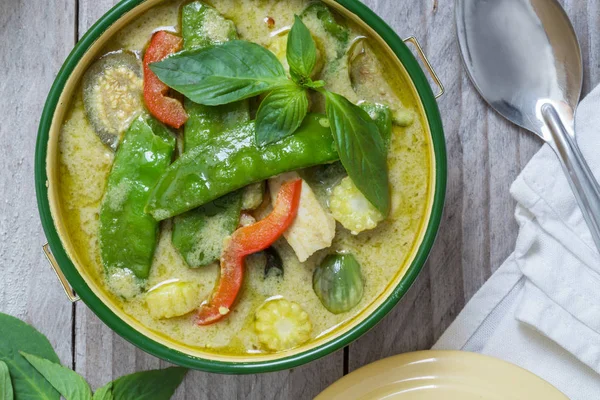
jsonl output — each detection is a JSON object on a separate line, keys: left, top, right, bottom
{"left": 143, "top": 31, "right": 188, "bottom": 129}
{"left": 197, "top": 179, "right": 302, "bottom": 325}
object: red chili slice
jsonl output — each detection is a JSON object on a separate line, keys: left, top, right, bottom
{"left": 197, "top": 179, "right": 302, "bottom": 325}
{"left": 143, "top": 31, "right": 188, "bottom": 129}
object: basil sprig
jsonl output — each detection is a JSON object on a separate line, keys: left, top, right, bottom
{"left": 150, "top": 16, "right": 390, "bottom": 215}
{"left": 0, "top": 312, "right": 187, "bottom": 400}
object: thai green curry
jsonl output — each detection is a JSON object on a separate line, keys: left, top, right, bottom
{"left": 58, "top": 0, "right": 431, "bottom": 355}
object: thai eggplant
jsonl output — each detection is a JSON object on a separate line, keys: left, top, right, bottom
{"left": 313, "top": 253, "right": 364, "bottom": 314}
{"left": 99, "top": 115, "right": 175, "bottom": 280}
{"left": 146, "top": 114, "right": 339, "bottom": 220}
{"left": 82, "top": 51, "right": 143, "bottom": 150}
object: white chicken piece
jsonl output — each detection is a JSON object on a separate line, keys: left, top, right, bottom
{"left": 268, "top": 172, "right": 336, "bottom": 262}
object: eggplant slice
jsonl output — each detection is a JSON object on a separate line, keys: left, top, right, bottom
{"left": 82, "top": 51, "right": 144, "bottom": 151}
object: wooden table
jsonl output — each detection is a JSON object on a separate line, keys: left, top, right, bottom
{"left": 1, "top": 0, "right": 598, "bottom": 398}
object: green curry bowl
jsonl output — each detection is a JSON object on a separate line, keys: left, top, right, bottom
{"left": 35, "top": 0, "right": 446, "bottom": 373}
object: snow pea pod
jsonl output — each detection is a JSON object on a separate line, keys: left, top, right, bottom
{"left": 359, "top": 102, "right": 392, "bottom": 149}
{"left": 301, "top": 2, "right": 349, "bottom": 45}
{"left": 172, "top": 190, "right": 242, "bottom": 268}
{"left": 181, "top": 2, "right": 249, "bottom": 151}
{"left": 172, "top": 2, "right": 249, "bottom": 268}
{"left": 146, "top": 113, "right": 338, "bottom": 220}
{"left": 99, "top": 115, "right": 176, "bottom": 279}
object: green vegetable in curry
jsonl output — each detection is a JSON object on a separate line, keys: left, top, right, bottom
{"left": 301, "top": 2, "right": 349, "bottom": 49}
{"left": 313, "top": 253, "right": 364, "bottom": 314}
{"left": 181, "top": 1, "right": 237, "bottom": 49}
{"left": 359, "top": 102, "right": 393, "bottom": 149}
{"left": 150, "top": 16, "right": 391, "bottom": 215}
{"left": 172, "top": 2, "right": 248, "bottom": 268}
{"left": 180, "top": 1, "right": 249, "bottom": 152}
{"left": 146, "top": 113, "right": 339, "bottom": 220}
{"left": 172, "top": 190, "right": 242, "bottom": 268}
{"left": 82, "top": 51, "right": 143, "bottom": 151}
{"left": 99, "top": 115, "right": 175, "bottom": 280}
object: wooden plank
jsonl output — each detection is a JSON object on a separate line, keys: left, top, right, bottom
{"left": 586, "top": 1, "right": 600, "bottom": 90}
{"left": 0, "top": 0, "right": 75, "bottom": 367}
{"left": 74, "top": 1, "right": 342, "bottom": 396}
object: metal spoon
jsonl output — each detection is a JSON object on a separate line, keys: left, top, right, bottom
{"left": 455, "top": 0, "right": 600, "bottom": 253}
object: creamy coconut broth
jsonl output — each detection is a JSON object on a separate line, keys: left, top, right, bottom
{"left": 57, "top": 0, "right": 431, "bottom": 355}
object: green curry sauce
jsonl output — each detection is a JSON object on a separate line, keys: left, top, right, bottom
{"left": 57, "top": 0, "right": 431, "bottom": 355}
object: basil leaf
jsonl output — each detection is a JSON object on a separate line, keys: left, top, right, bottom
{"left": 324, "top": 91, "right": 390, "bottom": 215}
{"left": 150, "top": 40, "right": 287, "bottom": 106}
{"left": 21, "top": 353, "right": 92, "bottom": 400}
{"left": 287, "top": 16, "right": 317, "bottom": 79}
{"left": 0, "top": 361, "right": 13, "bottom": 400}
{"left": 109, "top": 367, "right": 187, "bottom": 400}
{"left": 0, "top": 313, "right": 60, "bottom": 400}
{"left": 92, "top": 383, "right": 113, "bottom": 400}
{"left": 256, "top": 84, "right": 309, "bottom": 145}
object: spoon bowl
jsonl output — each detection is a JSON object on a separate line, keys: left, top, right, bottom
{"left": 456, "top": 0, "right": 582, "bottom": 137}
{"left": 456, "top": 0, "right": 600, "bottom": 253}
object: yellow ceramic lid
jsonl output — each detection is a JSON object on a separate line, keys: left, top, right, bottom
{"left": 316, "top": 350, "right": 568, "bottom": 400}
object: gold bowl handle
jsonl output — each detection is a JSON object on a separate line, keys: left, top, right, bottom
{"left": 43, "top": 243, "right": 80, "bottom": 303}
{"left": 404, "top": 36, "right": 445, "bottom": 99}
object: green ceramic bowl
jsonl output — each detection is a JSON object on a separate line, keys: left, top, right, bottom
{"left": 35, "top": 0, "right": 446, "bottom": 373}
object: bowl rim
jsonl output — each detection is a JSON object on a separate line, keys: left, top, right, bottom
{"left": 35, "top": 0, "right": 446, "bottom": 373}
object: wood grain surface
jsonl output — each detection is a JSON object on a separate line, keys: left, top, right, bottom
{"left": 1, "top": 0, "right": 598, "bottom": 398}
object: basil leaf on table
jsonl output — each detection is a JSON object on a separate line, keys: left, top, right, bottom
{"left": 324, "top": 91, "right": 390, "bottom": 215}
{"left": 0, "top": 313, "right": 60, "bottom": 400}
{"left": 256, "top": 84, "right": 309, "bottom": 145}
{"left": 0, "top": 361, "right": 13, "bottom": 400}
{"left": 92, "top": 383, "right": 113, "bottom": 400}
{"left": 149, "top": 40, "right": 288, "bottom": 105}
{"left": 21, "top": 353, "right": 92, "bottom": 400}
{"left": 108, "top": 367, "right": 187, "bottom": 400}
{"left": 287, "top": 15, "right": 317, "bottom": 80}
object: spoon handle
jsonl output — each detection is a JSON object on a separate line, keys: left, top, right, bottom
{"left": 542, "top": 104, "right": 600, "bottom": 254}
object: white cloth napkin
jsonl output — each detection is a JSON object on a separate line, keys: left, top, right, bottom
{"left": 433, "top": 85, "right": 600, "bottom": 399}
